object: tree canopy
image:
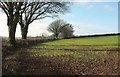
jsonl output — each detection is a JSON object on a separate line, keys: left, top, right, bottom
{"left": 47, "top": 19, "right": 74, "bottom": 39}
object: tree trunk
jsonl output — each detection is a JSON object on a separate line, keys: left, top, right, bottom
{"left": 7, "top": 13, "right": 19, "bottom": 46}
{"left": 21, "top": 26, "right": 28, "bottom": 39}
{"left": 55, "top": 33, "right": 59, "bottom": 39}
{"left": 8, "top": 26, "right": 16, "bottom": 46}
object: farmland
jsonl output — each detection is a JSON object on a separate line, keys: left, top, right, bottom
{"left": 2, "top": 35, "right": 119, "bottom": 75}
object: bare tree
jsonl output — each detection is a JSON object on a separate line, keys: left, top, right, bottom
{"left": 19, "top": 1, "right": 70, "bottom": 39}
{"left": 47, "top": 19, "right": 74, "bottom": 39}
{"left": 47, "top": 19, "right": 66, "bottom": 39}
{"left": 0, "top": 1, "right": 23, "bottom": 46}
{"left": 60, "top": 23, "right": 74, "bottom": 38}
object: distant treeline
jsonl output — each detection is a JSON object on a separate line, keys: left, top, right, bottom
{"left": 24, "top": 33, "right": 120, "bottom": 39}
{"left": 2, "top": 33, "right": 119, "bottom": 40}
{"left": 68, "top": 33, "right": 120, "bottom": 39}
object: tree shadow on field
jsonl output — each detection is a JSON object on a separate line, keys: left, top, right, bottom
{"left": 2, "top": 39, "right": 65, "bottom": 75}
{"left": 2, "top": 38, "right": 56, "bottom": 57}
{"left": 16, "top": 51, "right": 67, "bottom": 75}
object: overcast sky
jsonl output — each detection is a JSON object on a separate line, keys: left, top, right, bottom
{"left": 0, "top": 0, "right": 119, "bottom": 37}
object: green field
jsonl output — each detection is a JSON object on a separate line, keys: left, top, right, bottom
{"left": 41, "top": 35, "right": 119, "bottom": 45}
{"left": 3, "top": 35, "right": 119, "bottom": 75}
{"left": 30, "top": 35, "right": 118, "bottom": 57}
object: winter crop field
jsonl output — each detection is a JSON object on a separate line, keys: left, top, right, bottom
{"left": 2, "top": 35, "right": 119, "bottom": 75}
